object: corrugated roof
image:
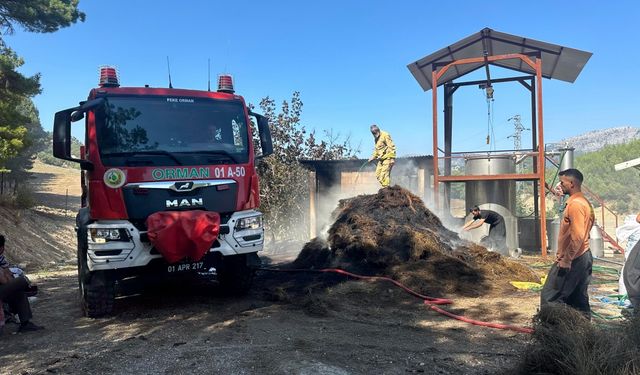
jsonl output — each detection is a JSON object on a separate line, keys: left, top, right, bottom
{"left": 407, "top": 28, "right": 592, "bottom": 92}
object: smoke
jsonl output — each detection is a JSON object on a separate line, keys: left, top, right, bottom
{"left": 395, "top": 160, "right": 468, "bottom": 234}
{"left": 315, "top": 184, "right": 371, "bottom": 241}
{"left": 390, "top": 161, "right": 463, "bottom": 235}
{"left": 313, "top": 159, "right": 445, "bottom": 240}
{"left": 432, "top": 201, "right": 467, "bottom": 233}
{"left": 391, "top": 160, "right": 423, "bottom": 198}
{"left": 266, "top": 158, "right": 473, "bottom": 253}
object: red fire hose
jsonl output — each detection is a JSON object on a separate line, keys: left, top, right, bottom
{"left": 259, "top": 267, "right": 534, "bottom": 334}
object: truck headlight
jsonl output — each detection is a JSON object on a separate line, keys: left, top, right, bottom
{"left": 235, "top": 216, "right": 262, "bottom": 231}
{"left": 89, "top": 228, "right": 129, "bottom": 243}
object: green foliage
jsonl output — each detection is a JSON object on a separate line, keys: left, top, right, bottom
{"left": 0, "top": 124, "right": 26, "bottom": 165}
{"left": 5, "top": 98, "right": 48, "bottom": 174}
{"left": 255, "top": 92, "right": 358, "bottom": 240}
{"left": 0, "top": 0, "right": 85, "bottom": 37}
{"left": 0, "top": 178, "right": 35, "bottom": 209}
{"left": 0, "top": 46, "right": 41, "bottom": 169}
{"left": 0, "top": 46, "right": 40, "bottom": 97}
{"left": 13, "top": 184, "right": 35, "bottom": 208}
{"left": 525, "top": 140, "right": 640, "bottom": 215}
{"left": 0, "top": 1, "right": 84, "bottom": 173}
{"left": 575, "top": 139, "right": 640, "bottom": 213}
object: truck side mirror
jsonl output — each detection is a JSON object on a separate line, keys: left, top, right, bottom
{"left": 53, "top": 107, "right": 94, "bottom": 171}
{"left": 53, "top": 109, "right": 74, "bottom": 159}
{"left": 253, "top": 113, "right": 273, "bottom": 158}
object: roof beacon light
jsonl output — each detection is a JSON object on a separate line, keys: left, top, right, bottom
{"left": 99, "top": 65, "right": 120, "bottom": 87}
{"left": 217, "top": 74, "right": 234, "bottom": 93}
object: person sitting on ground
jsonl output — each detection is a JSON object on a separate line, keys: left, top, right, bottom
{"left": 0, "top": 234, "right": 44, "bottom": 334}
{"left": 462, "top": 205, "right": 507, "bottom": 252}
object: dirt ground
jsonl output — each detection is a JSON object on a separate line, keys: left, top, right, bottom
{"left": 0, "top": 264, "right": 542, "bottom": 375}
{"left": 0, "top": 161, "right": 79, "bottom": 268}
{"left": 0, "top": 162, "right": 627, "bottom": 374}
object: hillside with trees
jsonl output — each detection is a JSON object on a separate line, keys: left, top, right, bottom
{"left": 553, "top": 126, "right": 640, "bottom": 155}
{"left": 575, "top": 138, "right": 640, "bottom": 214}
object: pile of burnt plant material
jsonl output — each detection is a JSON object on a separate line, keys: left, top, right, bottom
{"left": 510, "top": 304, "right": 640, "bottom": 375}
{"left": 293, "top": 186, "right": 537, "bottom": 297}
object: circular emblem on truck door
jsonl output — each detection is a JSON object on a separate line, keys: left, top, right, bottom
{"left": 104, "top": 168, "right": 126, "bottom": 189}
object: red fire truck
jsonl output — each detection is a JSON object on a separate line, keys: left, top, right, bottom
{"left": 53, "top": 67, "right": 273, "bottom": 317}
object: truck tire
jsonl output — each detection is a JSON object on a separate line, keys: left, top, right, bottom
{"left": 218, "top": 254, "right": 255, "bottom": 295}
{"left": 77, "top": 240, "right": 115, "bottom": 318}
{"left": 82, "top": 271, "right": 116, "bottom": 318}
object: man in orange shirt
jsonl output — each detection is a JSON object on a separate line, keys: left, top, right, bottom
{"left": 540, "top": 168, "right": 595, "bottom": 318}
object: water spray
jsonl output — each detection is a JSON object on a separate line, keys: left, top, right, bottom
{"left": 353, "top": 159, "right": 372, "bottom": 186}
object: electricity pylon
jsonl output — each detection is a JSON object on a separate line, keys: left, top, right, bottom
{"left": 507, "top": 115, "right": 529, "bottom": 151}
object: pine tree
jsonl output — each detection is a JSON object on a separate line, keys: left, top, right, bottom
{"left": 0, "top": 1, "right": 84, "bottom": 171}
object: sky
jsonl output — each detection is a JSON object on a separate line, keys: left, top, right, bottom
{"left": 5, "top": 0, "right": 640, "bottom": 158}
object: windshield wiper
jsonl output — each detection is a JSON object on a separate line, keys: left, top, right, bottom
{"left": 197, "top": 150, "right": 238, "bottom": 164}
{"left": 105, "top": 150, "right": 183, "bottom": 165}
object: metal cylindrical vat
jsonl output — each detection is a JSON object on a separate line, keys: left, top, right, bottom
{"left": 464, "top": 155, "right": 518, "bottom": 256}
{"left": 590, "top": 224, "right": 604, "bottom": 258}
{"left": 464, "top": 155, "right": 516, "bottom": 212}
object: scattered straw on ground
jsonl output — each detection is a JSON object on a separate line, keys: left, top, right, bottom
{"left": 510, "top": 303, "right": 640, "bottom": 374}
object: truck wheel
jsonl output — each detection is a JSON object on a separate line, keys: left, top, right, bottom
{"left": 218, "top": 254, "right": 255, "bottom": 295}
{"left": 82, "top": 271, "right": 116, "bottom": 318}
{"left": 78, "top": 245, "right": 115, "bottom": 317}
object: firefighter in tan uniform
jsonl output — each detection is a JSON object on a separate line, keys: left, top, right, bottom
{"left": 367, "top": 124, "right": 396, "bottom": 188}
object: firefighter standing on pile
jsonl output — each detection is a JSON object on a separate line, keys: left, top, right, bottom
{"left": 368, "top": 124, "right": 396, "bottom": 188}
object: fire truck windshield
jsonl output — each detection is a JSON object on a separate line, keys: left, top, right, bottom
{"left": 95, "top": 96, "right": 250, "bottom": 166}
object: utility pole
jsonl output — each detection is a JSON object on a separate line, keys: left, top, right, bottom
{"left": 508, "top": 114, "right": 531, "bottom": 201}
{"left": 507, "top": 115, "right": 529, "bottom": 151}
